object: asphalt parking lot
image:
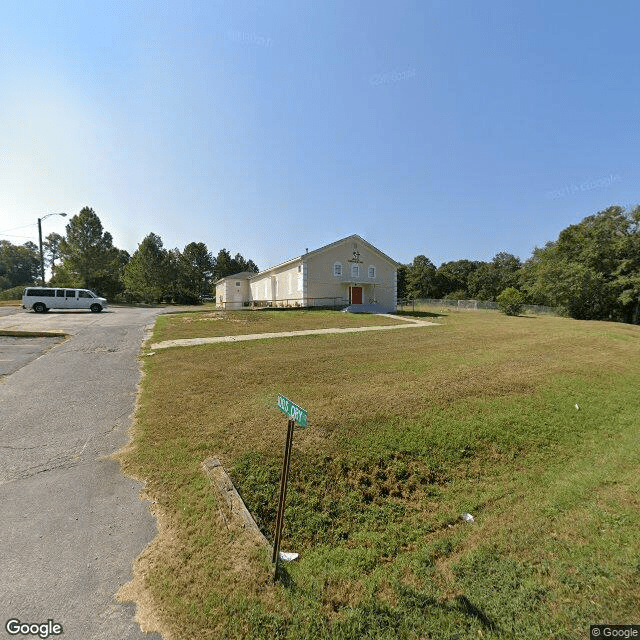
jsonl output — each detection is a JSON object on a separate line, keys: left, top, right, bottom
{"left": 0, "top": 304, "right": 165, "bottom": 639}
{"left": 0, "top": 335, "right": 65, "bottom": 376}
{"left": 0, "top": 305, "right": 119, "bottom": 335}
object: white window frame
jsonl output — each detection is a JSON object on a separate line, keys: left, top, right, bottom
{"left": 351, "top": 264, "right": 360, "bottom": 278}
{"left": 368, "top": 266, "right": 376, "bottom": 278}
{"left": 333, "top": 262, "right": 343, "bottom": 277}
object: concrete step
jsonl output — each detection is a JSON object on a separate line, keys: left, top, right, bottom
{"left": 342, "top": 303, "right": 393, "bottom": 314}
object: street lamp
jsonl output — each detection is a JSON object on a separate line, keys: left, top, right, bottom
{"left": 38, "top": 213, "right": 67, "bottom": 285}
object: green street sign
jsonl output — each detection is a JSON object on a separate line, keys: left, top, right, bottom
{"left": 277, "top": 395, "right": 308, "bottom": 427}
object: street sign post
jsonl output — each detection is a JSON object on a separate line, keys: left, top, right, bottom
{"left": 277, "top": 394, "right": 307, "bottom": 427}
{"left": 273, "top": 395, "right": 307, "bottom": 580}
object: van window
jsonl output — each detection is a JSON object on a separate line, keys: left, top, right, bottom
{"left": 79, "top": 291, "right": 93, "bottom": 298}
{"left": 65, "top": 290, "right": 76, "bottom": 297}
{"left": 27, "top": 289, "right": 55, "bottom": 297}
{"left": 56, "top": 290, "right": 64, "bottom": 297}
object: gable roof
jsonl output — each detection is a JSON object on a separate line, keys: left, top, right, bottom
{"left": 249, "top": 234, "right": 399, "bottom": 278}
{"left": 214, "top": 271, "right": 256, "bottom": 285}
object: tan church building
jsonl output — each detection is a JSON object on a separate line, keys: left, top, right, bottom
{"left": 215, "top": 235, "right": 398, "bottom": 312}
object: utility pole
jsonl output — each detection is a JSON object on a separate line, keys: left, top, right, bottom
{"left": 38, "top": 213, "right": 67, "bottom": 284}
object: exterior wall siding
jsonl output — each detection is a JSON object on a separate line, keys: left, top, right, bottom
{"left": 305, "top": 240, "right": 396, "bottom": 311}
{"left": 216, "top": 237, "right": 397, "bottom": 311}
{"left": 248, "top": 262, "right": 303, "bottom": 306}
{"left": 216, "top": 278, "right": 249, "bottom": 309}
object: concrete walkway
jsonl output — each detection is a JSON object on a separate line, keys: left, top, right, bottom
{"left": 150, "top": 314, "right": 438, "bottom": 350}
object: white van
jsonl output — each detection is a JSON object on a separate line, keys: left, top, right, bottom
{"left": 22, "top": 287, "right": 108, "bottom": 313}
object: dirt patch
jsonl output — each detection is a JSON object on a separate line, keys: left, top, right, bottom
{"left": 116, "top": 502, "right": 179, "bottom": 640}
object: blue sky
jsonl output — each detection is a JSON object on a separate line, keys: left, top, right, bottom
{"left": 1, "top": 0, "right": 638, "bottom": 270}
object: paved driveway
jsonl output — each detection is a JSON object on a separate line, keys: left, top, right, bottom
{"left": 0, "top": 306, "right": 164, "bottom": 639}
{"left": 0, "top": 335, "right": 64, "bottom": 377}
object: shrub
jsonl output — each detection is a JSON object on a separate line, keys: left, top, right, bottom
{"left": 444, "top": 289, "right": 467, "bottom": 301}
{"left": 0, "top": 284, "right": 32, "bottom": 301}
{"left": 497, "top": 287, "right": 524, "bottom": 316}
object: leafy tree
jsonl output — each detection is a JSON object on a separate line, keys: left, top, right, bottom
{"left": 396, "top": 264, "right": 409, "bottom": 299}
{"left": 233, "top": 252, "right": 259, "bottom": 274}
{"left": 443, "top": 288, "right": 467, "bottom": 301}
{"left": 165, "top": 243, "right": 215, "bottom": 304}
{"left": 0, "top": 240, "right": 40, "bottom": 289}
{"left": 520, "top": 205, "right": 639, "bottom": 322}
{"left": 468, "top": 253, "right": 522, "bottom": 301}
{"left": 466, "top": 262, "right": 497, "bottom": 300}
{"left": 497, "top": 287, "right": 524, "bottom": 316}
{"left": 492, "top": 251, "right": 522, "bottom": 273}
{"left": 406, "top": 255, "right": 439, "bottom": 298}
{"left": 212, "top": 248, "right": 259, "bottom": 281}
{"left": 213, "top": 248, "right": 234, "bottom": 280}
{"left": 122, "top": 233, "right": 170, "bottom": 303}
{"left": 182, "top": 242, "right": 215, "bottom": 296}
{"left": 43, "top": 232, "right": 64, "bottom": 270}
{"left": 53, "top": 207, "right": 124, "bottom": 296}
{"left": 435, "top": 259, "right": 482, "bottom": 298}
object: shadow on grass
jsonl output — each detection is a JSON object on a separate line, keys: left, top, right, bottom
{"left": 454, "top": 595, "right": 499, "bottom": 632}
{"left": 395, "top": 310, "right": 445, "bottom": 319}
{"left": 275, "top": 574, "right": 499, "bottom": 634}
{"left": 274, "top": 564, "right": 297, "bottom": 589}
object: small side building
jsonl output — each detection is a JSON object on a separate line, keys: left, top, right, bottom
{"left": 214, "top": 272, "right": 254, "bottom": 310}
{"left": 215, "top": 234, "right": 398, "bottom": 312}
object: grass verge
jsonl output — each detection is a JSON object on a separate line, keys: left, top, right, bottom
{"left": 151, "top": 309, "right": 404, "bottom": 342}
{"left": 118, "top": 309, "right": 640, "bottom": 639}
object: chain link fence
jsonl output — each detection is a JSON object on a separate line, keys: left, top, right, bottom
{"left": 397, "top": 298, "right": 557, "bottom": 315}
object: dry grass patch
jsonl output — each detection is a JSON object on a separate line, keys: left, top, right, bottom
{"left": 119, "top": 310, "right": 640, "bottom": 639}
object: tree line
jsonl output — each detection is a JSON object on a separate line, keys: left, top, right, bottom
{"left": 2, "top": 204, "right": 639, "bottom": 323}
{"left": 397, "top": 204, "right": 640, "bottom": 324}
{"left": 0, "top": 207, "right": 258, "bottom": 304}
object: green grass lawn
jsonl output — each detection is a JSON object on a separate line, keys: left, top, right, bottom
{"left": 118, "top": 309, "right": 640, "bottom": 639}
{"left": 152, "top": 308, "right": 403, "bottom": 342}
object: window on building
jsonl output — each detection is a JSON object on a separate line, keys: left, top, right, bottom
{"left": 351, "top": 265, "right": 359, "bottom": 278}
{"left": 235, "top": 282, "right": 241, "bottom": 287}
{"left": 368, "top": 266, "right": 376, "bottom": 278}
{"left": 333, "top": 262, "right": 342, "bottom": 276}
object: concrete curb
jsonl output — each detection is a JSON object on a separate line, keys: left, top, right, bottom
{"left": 202, "top": 458, "right": 273, "bottom": 557}
{"left": 0, "top": 329, "right": 68, "bottom": 338}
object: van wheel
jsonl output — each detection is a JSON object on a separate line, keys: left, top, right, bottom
{"left": 90, "top": 304, "right": 102, "bottom": 313}
{"left": 33, "top": 303, "right": 46, "bottom": 313}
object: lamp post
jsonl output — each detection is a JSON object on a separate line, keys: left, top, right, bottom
{"left": 38, "top": 213, "right": 67, "bottom": 285}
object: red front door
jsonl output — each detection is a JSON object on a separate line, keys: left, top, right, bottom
{"left": 351, "top": 286, "right": 363, "bottom": 304}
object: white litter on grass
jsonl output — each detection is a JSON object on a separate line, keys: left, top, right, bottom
{"left": 575, "top": 404, "right": 579, "bottom": 410}
{"left": 279, "top": 552, "right": 299, "bottom": 562}
{"left": 461, "top": 513, "right": 475, "bottom": 523}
